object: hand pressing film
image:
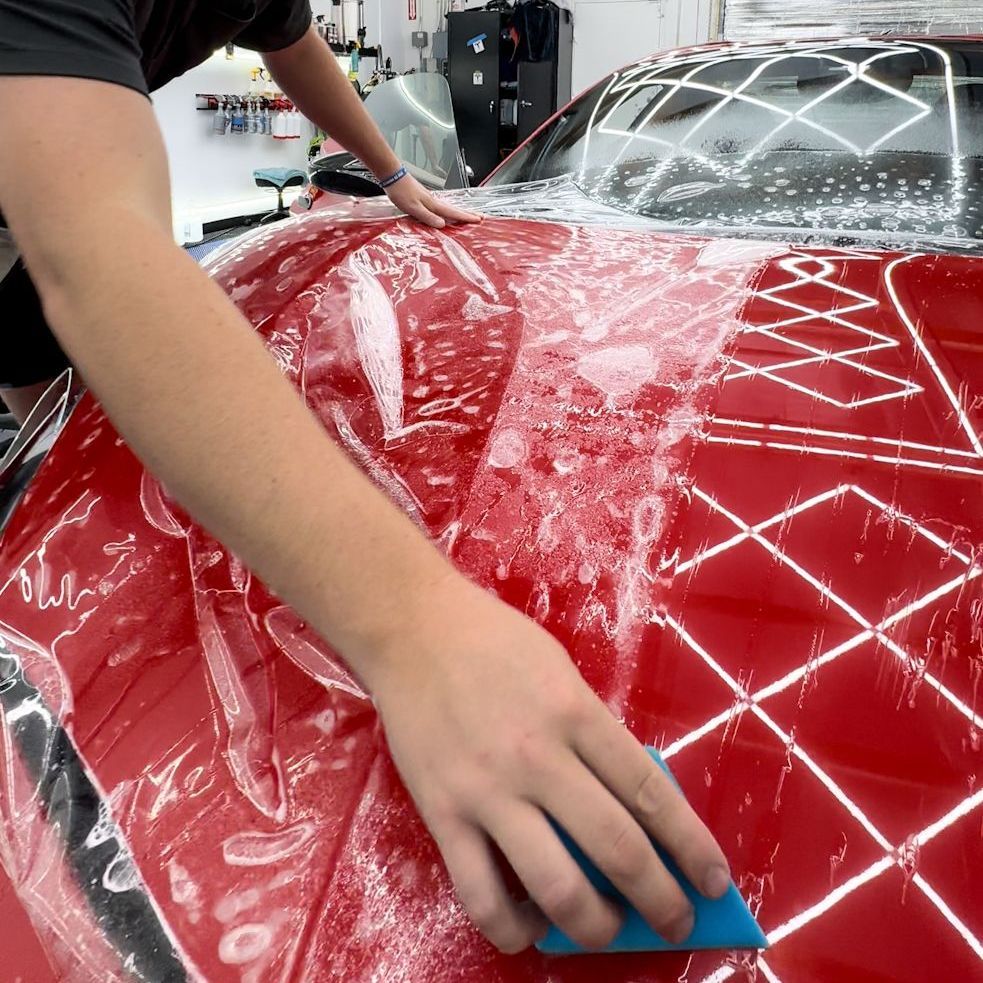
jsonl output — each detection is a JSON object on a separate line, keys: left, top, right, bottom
{"left": 383, "top": 171, "right": 482, "bottom": 229}
{"left": 539, "top": 749, "right": 768, "bottom": 954}
{"left": 368, "top": 579, "right": 752, "bottom": 955}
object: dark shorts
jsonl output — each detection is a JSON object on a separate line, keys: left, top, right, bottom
{"left": 0, "top": 235, "right": 72, "bottom": 389}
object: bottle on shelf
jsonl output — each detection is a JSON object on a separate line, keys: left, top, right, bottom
{"left": 272, "top": 104, "right": 288, "bottom": 139}
{"left": 213, "top": 98, "right": 228, "bottom": 135}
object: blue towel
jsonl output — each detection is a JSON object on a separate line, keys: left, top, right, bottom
{"left": 253, "top": 167, "right": 308, "bottom": 188}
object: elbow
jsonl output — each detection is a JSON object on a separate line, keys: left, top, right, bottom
{"left": 19, "top": 210, "right": 174, "bottom": 339}
{"left": 16, "top": 234, "right": 96, "bottom": 334}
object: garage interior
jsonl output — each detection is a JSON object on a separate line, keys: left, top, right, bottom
{"left": 1, "top": 2, "right": 982, "bottom": 982}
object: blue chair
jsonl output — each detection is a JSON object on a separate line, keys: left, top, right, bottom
{"left": 253, "top": 167, "right": 308, "bottom": 224}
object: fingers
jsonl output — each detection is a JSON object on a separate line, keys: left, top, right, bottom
{"left": 437, "top": 821, "right": 549, "bottom": 953}
{"left": 490, "top": 803, "right": 623, "bottom": 950}
{"left": 395, "top": 188, "right": 481, "bottom": 228}
{"left": 576, "top": 706, "right": 731, "bottom": 901}
{"left": 404, "top": 199, "right": 447, "bottom": 229}
{"left": 430, "top": 199, "right": 483, "bottom": 224}
{"left": 539, "top": 754, "right": 695, "bottom": 943}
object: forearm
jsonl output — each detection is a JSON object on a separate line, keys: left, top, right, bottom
{"left": 0, "top": 74, "right": 478, "bottom": 688}
{"left": 36, "top": 214, "right": 453, "bottom": 686}
{"left": 1, "top": 75, "right": 731, "bottom": 959}
{"left": 264, "top": 28, "right": 400, "bottom": 177}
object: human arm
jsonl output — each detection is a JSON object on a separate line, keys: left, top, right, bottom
{"left": 262, "top": 26, "right": 478, "bottom": 229}
{"left": 0, "top": 75, "right": 730, "bottom": 954}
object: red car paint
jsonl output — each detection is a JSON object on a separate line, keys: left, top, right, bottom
{"left": 0, "top": 867, "right": 57, "bottom": 982}
{"left": 0, "top": 205, "right": 980, "bottom": 981}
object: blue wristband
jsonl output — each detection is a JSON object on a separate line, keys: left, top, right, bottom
{"left": 379, "top": 165, "right": 408, "bottom": 189}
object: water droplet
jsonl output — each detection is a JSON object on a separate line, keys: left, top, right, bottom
{"left": 219, "top": 923, "right": 273, "bottom": 965}
{"left": 103, "top": 852, "right": 140, "bottom": 893}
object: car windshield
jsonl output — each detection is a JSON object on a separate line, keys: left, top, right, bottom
{"left": 364, "top": 73, "right": 465, "bottom": 190}
{"left": 487, "top": 39, "right": 983, "bottom": 252}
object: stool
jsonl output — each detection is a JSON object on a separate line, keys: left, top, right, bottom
{"left": 253, "top": 168, "right": 309, "bottom": 224}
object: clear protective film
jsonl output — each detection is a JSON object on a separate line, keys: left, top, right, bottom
{"left": 721, "top": 2, "right": 983, "bottom": 41}
{"left": 0, "top": 169, "right": 980, "bottom": 983}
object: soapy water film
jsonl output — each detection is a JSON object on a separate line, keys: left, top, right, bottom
{"left": 489, "top": 39, "right": 983, "bottom": 258}
{"left": 0, "top": 184, "right": 980, "bottom": 982}
{"left": 721, "top": 1, "right": 983, "bottom": 41}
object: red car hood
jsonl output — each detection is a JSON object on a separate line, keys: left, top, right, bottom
{"left": 0, "top": 208, "right": 981, "bottom": 982}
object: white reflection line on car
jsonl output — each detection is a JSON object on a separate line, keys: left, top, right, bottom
{"left": 662, "top": 483, "right": 983, "bottom": 974}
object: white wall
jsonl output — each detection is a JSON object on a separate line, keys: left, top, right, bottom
{"left": 571, "top": 0, "right": 715, "bottom": 94}
{"left": 157, "top": 0, "right": 384, "bottom": 241}
{"left": 155, "top": 51, "right": 311, "bottom": 242}
{"left": 380, "top": 0, "right": 422, "bottom": 72}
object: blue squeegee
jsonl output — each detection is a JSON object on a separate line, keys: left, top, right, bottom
{"left": 537, "top": 748, "right": 768, "bottom": 955}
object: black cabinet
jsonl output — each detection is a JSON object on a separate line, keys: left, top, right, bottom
{"left": 517, "top": 60, "right": 553, "bottom": 143}
{"left": 447, "top": 11, "right": 510, "bottom": 184}
{"left": 447, "top": 5, "right": 572, "bottom": 183}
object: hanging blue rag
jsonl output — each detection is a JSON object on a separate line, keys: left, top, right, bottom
{"left": 253, "top": 167, "right": 308, "bottom": 189}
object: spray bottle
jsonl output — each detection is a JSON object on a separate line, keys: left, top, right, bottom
{"left": 213, "top": 98, "right": 228, "bottom": 135}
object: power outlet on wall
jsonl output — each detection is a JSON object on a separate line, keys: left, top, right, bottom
{"left": 174, "top": 218, "right": 204, "bottom": 245}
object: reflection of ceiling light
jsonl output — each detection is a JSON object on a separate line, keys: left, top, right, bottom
{"left": 397, "top": 76, "right": 454, "bottom": 129}
{"left": 566, "top": 40, "right": 974, "bottom": 248}
{"left": 588, "top": 40, "right": 966, "bottom": 207}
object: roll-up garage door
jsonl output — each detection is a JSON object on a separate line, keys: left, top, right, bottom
{"left": 722, "top": 1, "right": 983, "bottom": 41}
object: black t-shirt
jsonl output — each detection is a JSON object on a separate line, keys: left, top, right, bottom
{"left": 0, "top": 0, "right": 313, "bottom": 96}
{"left": 0, "top": 0, "right": 312, "bottom": 229}
{"left": 0, "top": 2, "right": 314, "bottom": 384}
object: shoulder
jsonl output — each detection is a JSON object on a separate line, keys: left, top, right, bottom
{"left": 235, "top": 0, "right": 313, "bottom": 53}
{"left": 0, "top": 0, "right": 147, "bottom": 96}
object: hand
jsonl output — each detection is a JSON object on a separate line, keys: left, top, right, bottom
{"left": 384, "top": 173, "right": 482, "bottom": 229}
{"left": 369, "top": 578, "right": 731, "bottom": 954}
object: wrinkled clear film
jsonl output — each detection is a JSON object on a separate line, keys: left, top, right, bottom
{"left": 0, "top": 77, "right": 981, "bottom": 983}
{"left": 489, "top": 39, "right": 983, "bottom": 255}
